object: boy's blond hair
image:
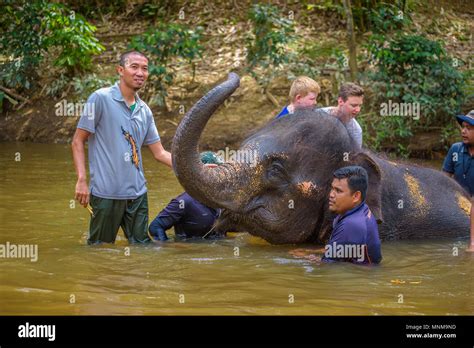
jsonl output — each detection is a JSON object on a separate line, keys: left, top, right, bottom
{"left": 289, "top": 76, "right": 321, "bottom": 102}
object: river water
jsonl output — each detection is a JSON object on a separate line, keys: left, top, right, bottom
{"left": 0, "top": 143, "right": 472, "bottom": 315}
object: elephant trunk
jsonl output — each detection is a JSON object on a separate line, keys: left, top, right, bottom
{"left": 171, "top": 73, "right": 252, "bottom": 211}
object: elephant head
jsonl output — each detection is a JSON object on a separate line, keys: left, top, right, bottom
{"left": 172, "top": 73, "right": 383, "bottom": 244}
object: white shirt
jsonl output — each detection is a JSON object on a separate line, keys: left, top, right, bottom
{"left": 320, "top": 107, "right": 363, "bottom": 149}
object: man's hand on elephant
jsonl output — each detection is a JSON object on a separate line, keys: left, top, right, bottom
{"left": 75, "top": 179, "right": 90, "bottom": 207}
{"left": 204, "top": 163, "right": 218, "bottom": 168}
{"left": 289, "top": 248, "right": 312, "bottom": 258}
{"left": 466, "top": 244, "right": 474, "bottom": 252}
{"left": 289, "top": 248, "right": 324, "bottom": 262}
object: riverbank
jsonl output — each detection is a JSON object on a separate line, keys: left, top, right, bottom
{"left": 0, "top": 0, "right": 472, "bottom": 160}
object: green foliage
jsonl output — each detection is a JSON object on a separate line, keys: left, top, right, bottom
{"left": 350, "top": 0, "right": 413, "bottom": 34}
{"left": 72, "top": 74, "right": 115, "bottom": 99}
{"left": 140, "top": 2, "right": 162, "bottom": 18}
{"left": 0, "top": 0, "right": 104, "bottom": 93}
{"left": 139, "top": 2, "right": 171, "bottom": 19}
{"left": 0, "top": 91, "right": 19, "bottom": 109}
{"left": 43, "top": 3, "right": 105, "bottom": 75}
{"left": 45, "top": 73, "right": 115, "bottom": 100}
{"left": 365, "top": 33, "right": 466, "bottom": 154}
{"left": 246, "top": 3, "right": 296, "bottom": 88}
{"left": 366, "top": 2, "right": 412, "bottom": 33}
{"left": 305, "top": 1, "right": 343, "bottom": 14}
{"left": 286, "top": 59, "right": 321, "bottom": 82}
{"left": 464, "top": 67, "right": 474, "bottom": 110}
{"left": 440, "top": 122, "right": 461, "bottom": 150}
{"left": 129, "top": 23, "right": 203, "bottom": 107}
{"left": 45, "top": 74, "right": 71, "bottom": 98}
{"left": 0, "top": 1, "right": 46, "bottom": 90}
{"left": 61, "top": 0, "right": 127, "bottom": 19}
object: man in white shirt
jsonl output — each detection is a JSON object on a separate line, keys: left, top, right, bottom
{"left": 320, "top": 82, "right": 364, "bottom": 149}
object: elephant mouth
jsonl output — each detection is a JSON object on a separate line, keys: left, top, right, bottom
{"left": 236, "top": 205, "right": 308, "bottom": 243}
{"left": 242, "top": 197, "right": 280, "bottom": 224}
{"left": 234, "top": 197, "right": 327, "bottom": 244}
{"left": 249, "top": 206, "right": 276, "bottom": 224}
{"left": 239, "top": 206, "right": 274, "bottom": 230}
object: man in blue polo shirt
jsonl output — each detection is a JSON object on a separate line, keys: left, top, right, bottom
{"left": 72, "top": 50, "right": 172, "bottom": 245}
{"left": 323, "top": 165, "right": 382, "bottom": 264}
{"left": 149, "top": 152, "right": 224, "bottom": 241}
{"left": 442, "top": 110, "right": 474, "bottom": 252}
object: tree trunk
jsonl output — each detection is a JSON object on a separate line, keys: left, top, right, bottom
{"left": 343, "top": 0, "right": 359, "bottom": 81}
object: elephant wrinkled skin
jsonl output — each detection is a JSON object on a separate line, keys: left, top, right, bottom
{"left": 172, "top": 73, "right": 470, "bottom": 244}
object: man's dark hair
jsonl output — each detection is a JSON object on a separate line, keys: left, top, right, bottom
{"left": 119, "top": 50, "right": 148, "bottom": 67}
{"left": 338, "top": 82, "right": 364, "bottom": 101}
{"left": 333, "top": 165, "right": 368, "bottom": 201}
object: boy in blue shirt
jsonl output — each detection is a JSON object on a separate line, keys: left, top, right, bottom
{"left": 442, "top": 110, "right": 474, "bottom": 252}
{"left": 275, "top": 76, "right": 320, "bottom": 118}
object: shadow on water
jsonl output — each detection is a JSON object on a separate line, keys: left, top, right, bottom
{"left": 0, "top": 143, "right": 472, "bottom": 315}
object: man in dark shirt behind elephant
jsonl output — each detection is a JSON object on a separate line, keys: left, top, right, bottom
{"left": 148, "top": 152, "right": 224, "bottom": 241}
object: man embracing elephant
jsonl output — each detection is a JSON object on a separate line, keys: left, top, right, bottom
{"left": 72, "top": 50, "right": 172, "bottom": 245}
{"left": 290, "top": 165, "right": 382, "bottom": 265}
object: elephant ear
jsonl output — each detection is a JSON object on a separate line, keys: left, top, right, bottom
{"left": 351, "top": 152, "right": 384, "bottom": 224}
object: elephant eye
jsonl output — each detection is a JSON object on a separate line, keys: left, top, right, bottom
{"left": 266, "top": 161, "right": 288, "bottom": 186}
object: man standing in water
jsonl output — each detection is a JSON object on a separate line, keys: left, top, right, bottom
{"left": 442, "top": 110, "right": 474, "bottom": 252}
{"left": 72, "top": 50, "right": 172, "bottom": 244}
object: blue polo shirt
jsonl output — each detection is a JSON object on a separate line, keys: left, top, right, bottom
{"left": 323, "top": 202, "right": 382, "bottom": 264}
{"left": 77, "top": 82, "right": 160, "bottom": 199}
{"left": 149, "top": 192, "right": 220, "bottom": 240}
{"left": 442, "top": 142, "right": 474, "bottom": 196}
{"left": 275, "top": 105, "right": 290, "bottom": 119}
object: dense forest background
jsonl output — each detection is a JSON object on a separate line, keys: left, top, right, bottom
{"left": 0, "top": 0, "right": 472, "bottom": 159}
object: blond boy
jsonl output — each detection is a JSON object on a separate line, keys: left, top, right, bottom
{"left": 276, "top": 76, "right": 320, "bottom": 118}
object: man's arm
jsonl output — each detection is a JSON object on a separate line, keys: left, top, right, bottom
{"left": 148, "top": 218, "right": 169, "bottom": 241}
{"left": 149, "top": 197, "right": 186, "bottom": 241}
{"left": 288, "top": 248, "right": 325, "bottom": 262}
{"left": 442, "top": 145, "right": 456, "bottom": 178}
{"left": 72, "top": 128, "right": 91, "bottom": 207}
{"left": 148, "top": 141, "right": 172, "bottom": 168}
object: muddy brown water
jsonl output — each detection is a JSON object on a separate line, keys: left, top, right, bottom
{"left": 0, "top": 143, "right": 472, "bottom": 315}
